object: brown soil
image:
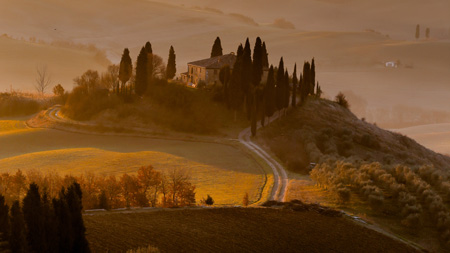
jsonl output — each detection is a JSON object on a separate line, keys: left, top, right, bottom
{"left": 84, "top": 207, "right": 420, "bottom": 253}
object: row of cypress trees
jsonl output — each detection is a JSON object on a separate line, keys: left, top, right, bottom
{"left": 0, "top": 182, "right": 90, "bottom": 253}
{"left": 216, "top": 37, "right": 319, "bottom": 136}
{"left": 118, "top": 42, "right": 177, "bottom": 97}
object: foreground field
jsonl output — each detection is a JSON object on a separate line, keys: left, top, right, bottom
{"left": 84, "top": 207, "right": 419, "bottom": 252}
{"left": 0, "top": 119, "right": 271, "bottom": 205}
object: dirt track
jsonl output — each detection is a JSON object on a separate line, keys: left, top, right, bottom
{"left": 238, "top": 114, "right": 288, "bottom": 202}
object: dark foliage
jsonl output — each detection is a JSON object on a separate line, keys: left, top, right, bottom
{"left": 210, "top": 37, "right": 223, "bottom": 58}
{"left": 166, "top": 46, "right": 176, "bottom": 80}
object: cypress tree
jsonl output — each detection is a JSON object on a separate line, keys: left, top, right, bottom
{"left": 135, "top": 47, "right": 148, "bottom": 96}
{"left": 242, "top": 38, "right": 253, "bottom": 120}
{"left": 0, "top": 195, "right": 9, "bottom": 244}
{"left": 284, "top": 70, "right": 290, "bottom": 109}
{"left": 23, "top": 183, "right": 46, "bottom": 253}
{"left": 42, "top": 192, "right": 57, "bottom": 253}
{"left": 9, "top": 201, "right": 27, "bottom": 253}
{"left": 166, "top": 46, "right": 176, "bottom": 80}
{"left": 65, "top": 182, "right": 90, "bottom": 253}
{"left": 261, "top": 42, "right": 269, "bottom": 69}
{"left": 229, "top": 45, "right": 244, "bottom": 121}
{"left": 118, "top": 48, "right": 132, "bottom": 94}
{"left": 145, "top": 41, "right": 153, "bottom": 54}
{"left": 145, "top": 42, "right": 154, "bottom": 85}
{"left": 210, "top": 37, "right": 223, "bottom": 58}
{"left": 252, "top": 37, "right": 263, "bottom": 87}
{"left": 53, "top": 196, "right": 73, "bottom": 253}
{"left": 276, "top": 57, "right": 285, "bottom": 112}
{"left": 265, "top": 65, "right": 276, "bottom": 118}
{"left": 301, "top": 61, "right": 311, "bottom": 103}
{"left": 291, "top": 63, "right": 298, "bottom": 107}
{"left": 310, "top": 58, "right": 316, "bottom": 95}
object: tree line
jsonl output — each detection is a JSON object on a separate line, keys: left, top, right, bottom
{"left": 213, "top": 36, "right": 320, "bottom": 136}
{"left": 0, "top": 166, "right": 196, "bottom": 212}
{"left": 0, "top": 182, "right": 90, "bottom": 252}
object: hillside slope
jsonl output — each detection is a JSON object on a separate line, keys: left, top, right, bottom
{"left": 257, "top": 98, "right": 450, "bottom": 173}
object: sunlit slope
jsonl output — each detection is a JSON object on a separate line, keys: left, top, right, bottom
{"left": 0, "top": 127, "right": 269, "bottom": 205}
{"left": 0, "top": 148, "right": 264, "bottom": 205}
{"left": 0, "top": 36, "right": 109, "bottom": 91}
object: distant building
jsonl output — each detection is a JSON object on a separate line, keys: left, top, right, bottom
{"left": 385, "top": 61, "right": 398, "bottom": 68}
{"left": 181, "top": 53, "right": 237, "bottom": 87}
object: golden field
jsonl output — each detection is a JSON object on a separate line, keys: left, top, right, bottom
{"left": 0, "top": 119, "right": 272, "bottom": 205}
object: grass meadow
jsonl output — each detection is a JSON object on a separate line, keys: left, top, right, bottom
{"left": 0, "top": 119, "right": 271, "bottom": 205}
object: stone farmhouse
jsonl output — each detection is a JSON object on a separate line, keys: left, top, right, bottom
{"left": 181, "top": 53, "right": 237, "bottom": 87}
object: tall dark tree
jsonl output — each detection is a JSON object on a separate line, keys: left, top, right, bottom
{"left": 291, "top": 63, "right": 298, "bottom": 107}
{"left": 252, "top": 37, "right": 263, "bottom": 87}
{"left": 210, "top": 37, "right": 223, "bottom": 58}
{"left": 301, "top": 61, "right": 311, "bottom": 104}
{"left": 219, "top": 65, "right": 231, "bottom": 107}
{"left": 426, "top": 28, "right": 430, "bottom": 38}
{"left": 0, "top": 195, "right": 9, "bottom": 244}
{"left": 64, "top": 182, "right": 90, "bottom": 253}
{"left": 415, "top": 24, "right": 420, "bottom": 39}
{"left": 229, "top": 44, "right": 244, "bottom": 121}
{"left": 22, "top": 183, "right": 46, "bottom": 253}
{"left": 316, "top": 81, "right": 322, "bottom": 98}
{"left": 166, "top": 46, "right": 176, "bottom": 79}
{"left": 145, "top": 41, "right": 153, "bottom": 54}
{"left": 42, "top": 192, "right": 57, "bottom": 253}
{"left": 284, "top": 70, "right": 290, "bottom": 110}
{"left": 9, "top": 201, "right": 27, "bottom": 253}
{"left": 261, "top": 42, "right": 269, "bottom": 69}
{"left": 135, "top": 47, "right": 148, "bottom": 96}
{"left": 145, "top": 42, "right": 154, "bottom": 86}
{"left": 276, "top": 57, "right": 285, "bottom": 112}
{"left": 310, "top": 58, "right": 316, "bottom": 95}
{"left": 118, "top": 48, "right": 132, "bottom": 94}
{"left": 242, "top": 38, "right": 253, "bottom": 119}
{"left": 265, "top": 65, "right": 276, "bottom": 119}
{"left": 53, "top": 195, "right": 73, "bottom": 253}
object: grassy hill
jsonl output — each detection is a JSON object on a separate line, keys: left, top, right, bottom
{"left": 255, "top": 97, "right": 450, "bottom": 252}
{"left": 84, "top": 206, "right": 419, "bottom": 252}
{"left": 257, "top": 98, "right": 450, "bottom": 173}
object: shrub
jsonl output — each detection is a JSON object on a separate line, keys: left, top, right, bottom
{"left": 205, "top": 195, "right": 214, "bottom": 206}
{"left": 336, "top": 185, "right": 351, "bottom": 203}
{"left": 243, "top": 193, "right": 249, "bottom": 207}
{"left": 0, "top": 93, "right": 41, "bottom": 117}
{"left": 334, "top": 92, "right": 349, "bottom": 109}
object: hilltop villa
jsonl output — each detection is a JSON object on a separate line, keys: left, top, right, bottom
{"left": 181, "top": 53, "right": 236, "bottom": 87}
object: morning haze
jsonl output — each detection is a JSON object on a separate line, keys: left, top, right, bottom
{"left": 0, "top": 0, "right": 449, "bottom": 252}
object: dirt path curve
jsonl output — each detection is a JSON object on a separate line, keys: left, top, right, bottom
{"left": 238, "top": 114, "right": 288, "bottom": 202}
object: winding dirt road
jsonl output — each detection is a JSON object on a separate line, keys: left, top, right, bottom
{"left": 238, "top": 115, "right": 288, "bottom": 202}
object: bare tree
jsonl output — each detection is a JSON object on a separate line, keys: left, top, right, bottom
{"left": 35, "top": 65, "right": 52, "bottom": 94}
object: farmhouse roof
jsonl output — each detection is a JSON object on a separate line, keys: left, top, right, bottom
{"left": 188, "top": 53, "right": 236, "bottom": 69}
